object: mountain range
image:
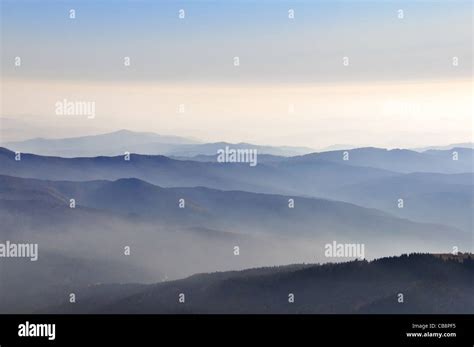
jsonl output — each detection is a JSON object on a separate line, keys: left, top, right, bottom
{"left": 2, "top": 174, "right": 465, "bottom": 245}
{"left": 0, "top": 131, "right": 472, "bottom": 314}
{"left": 2, "top": 130, "right": 314, "bottom": 157}
{"left": 1, "top": 145, "right": 472, "bottom": 233}
{"left": 5, "top": 129, "right": 472, "bottom": 159}
{"left": 1, "top": 172, "right": 469, "bottom": 312}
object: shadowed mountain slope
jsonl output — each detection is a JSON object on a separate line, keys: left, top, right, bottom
{"left": 44, "top": 253, "right": 474, "bottom": 314}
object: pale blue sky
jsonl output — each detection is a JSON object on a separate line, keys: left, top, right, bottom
{"left": 2, "top": 0, "right": 472, "bottom": 83}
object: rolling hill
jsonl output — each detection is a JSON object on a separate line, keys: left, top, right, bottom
{"left": 43, "top": 253, "right": 474, "bottom": 314}
{"left": 1, "top": 174, "right": 466, "bottom": 250}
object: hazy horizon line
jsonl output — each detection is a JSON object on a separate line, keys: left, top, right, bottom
{"left": 1, "top": 126, "right": 473, "bottom": 152}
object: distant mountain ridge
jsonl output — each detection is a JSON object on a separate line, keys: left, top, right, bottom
{"left": 1, "top": 146, "right": 472, "bottom": 234}
{"left": 412, "top": 142, "right": 474, "bottom": 152}
{"left": 0, "top": 146, "right": 399, "bottom": 196}
{"left": 289, "top": 147, "right": 473, "bottom": 174}
{"left": 4, "top": 130, "right": 473, "bottom": 160}
{"left": 3, "top": 174, "right": 465, "bottom": 245}
{"left": 329, "top": 172, "right": 474, "bottom": 232}
{"left": 3, "top": 130, "right": 314, "bottom": 157}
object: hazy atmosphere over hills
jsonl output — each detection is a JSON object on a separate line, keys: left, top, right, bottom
{"left": 1, "top": 0, "right": 473, "bottom": 317}
{"left": 0, "top": 129, "right": 472, "bottom": 313}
